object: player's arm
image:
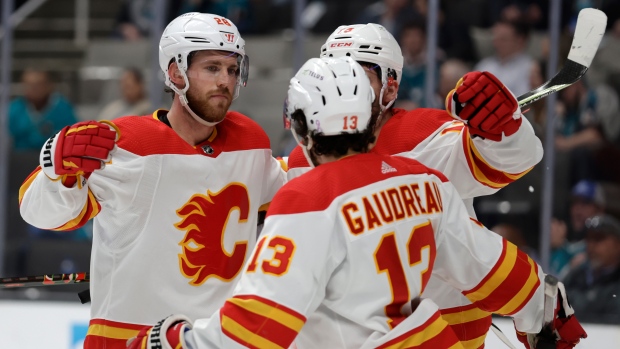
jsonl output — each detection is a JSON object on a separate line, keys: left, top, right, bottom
{"left": 410, "top": 71, "right": 543, "bottom": 198}
{"left": 431, "top": 179, "right": 586, "bottom": 348}
{"left": 19, "top": 121, "right": 117, "bottom": 230}
{"left": 127, "top": 191, "right": 344, "bottom": 349}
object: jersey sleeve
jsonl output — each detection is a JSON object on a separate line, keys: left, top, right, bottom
{"left": 19, "top": 167, "right": 101, "bottom": 231}
{"left": 431, "top": 180, "right": 545, "bottom": 334}
{"left": 186, "top": 205, "right": 345, "bottom": 349}
{"left": 401, "top": 113, "right": 543, "bottom": 199}
{"left": 258, "top": 153, "right": 288, "bottom": 211}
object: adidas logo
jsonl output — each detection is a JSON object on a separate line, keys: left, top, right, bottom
{"left": 381, "top": 161, "right": 397, "bottom": 174}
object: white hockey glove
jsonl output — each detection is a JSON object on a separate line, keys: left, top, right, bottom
{"left": 126, "top": 314, "right": 193, "bottom": 349}
{"left": 515, "top": 281, "right": 586, "bottom": 349}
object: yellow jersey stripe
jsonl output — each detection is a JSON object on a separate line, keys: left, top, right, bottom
{"left": 381, "top": 316, "right": 448, "bottom": 349}
{"left": 441, "top": 307, "right": 491, "bottom": 325}
{"left": 86, "top": 324, "right": 140, "bottom": 340}
{"left": 460, "top": 334, "right": 486, "bottom": 349}
{"left": 221, "top": 315, "right": 286, "bottom": 349}
{"left": 465, "top": 243, "right": 518, "bottom": 302}
{"left": 496, "top": 256, "right": 539, "bottom": 315}
{"left": 227, "top": 297, "right": 305, "bottom": 332}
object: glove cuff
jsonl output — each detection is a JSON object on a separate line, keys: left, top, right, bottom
{"left": 150, "top": 314, "right": 193, "bottom": 349}
{"left": 39, "top": 130, "right": 62, "bottom": 180}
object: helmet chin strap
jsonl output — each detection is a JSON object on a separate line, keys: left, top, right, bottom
{"left": 169, "top": 69, "right": 223, "bottom": 127}
{"left": 376, "top": 82, "right": 396, "bottom": 128}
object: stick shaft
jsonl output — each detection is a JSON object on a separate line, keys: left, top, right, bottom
{"left": 0, "top": 272, "right": 89, "bottom": 288}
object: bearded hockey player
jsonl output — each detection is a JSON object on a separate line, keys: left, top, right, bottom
{"left": 287, "top": 23, "right": 544, "bottom": 348}
{"left": 19, "top": 13, "right": 286, "bottom": 348}
{"left": 126, "top": 57, "right": 585, "bottom": 349}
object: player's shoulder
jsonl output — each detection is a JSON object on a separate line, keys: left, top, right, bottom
{"left": 214, "top": 111, "right": 271, "bottom": 151}
{"left": 390, "top": 155, "right": 449, "bottom": 183}
{"left": 112, "top": 113, "right": 195, "bottom": 156}
{"left": 373, "top": 108, "right": 456, "bottom": 154}
{"left": 268, "top": 153, "right": 448, "bottom": 216}
{"left": 287, "top": 145, "right": 309, "bottom": 169}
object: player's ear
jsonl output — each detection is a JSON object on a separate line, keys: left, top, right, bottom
{"left": 168, "top": 63, "right": 185, "bottom": 87}
{"left": 383, "top": 78, "right": 398, "bottom": 104}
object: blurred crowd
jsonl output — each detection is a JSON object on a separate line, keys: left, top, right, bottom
{"left": 4, "top": 0, "right": 620, "bottom": 323}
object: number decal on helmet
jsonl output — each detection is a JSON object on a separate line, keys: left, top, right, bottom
{"left": 342, "top": 116, "right": 359, "bottom": 130}
{"left": 214, "top": 17, "right": 232, "bottom": 26}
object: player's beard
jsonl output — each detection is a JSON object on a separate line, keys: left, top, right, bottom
{"left": 186, "top": 87, "right": 232, "bottom": 124}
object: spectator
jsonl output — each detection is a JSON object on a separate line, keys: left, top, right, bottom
{"left": 563, "top": 214, "right": 620, "bottom": 324}
{"left": 474, "top": 18, "right": 533, "bottom": 96}
{"left": 437, "top": 58, "right": 470, "bottom": 104}
{"left": 115, "top": 0, "right": 152, "bottom": 41}
{"left": 550, "top": 180, "right": 605, "bottom": 277}
{"left": 492, "top": 223, "right": 539, "bottom": 262}
{"left": 396, "top": 20, "right": 441, "bottom": 108}
{"left": 8, "top": 69, "right": 79, "bottom": 151}
{"left": 356, "top": 0, "right": 420, "bottom": 40}
{"left": 527, "top": 59, "right": 546, "bottom": 135}
{"left": 555, "top": 78, "right": 620, "bottom": 184}
{"left": 97, "top": 68, "right": 152, "bottom": 120}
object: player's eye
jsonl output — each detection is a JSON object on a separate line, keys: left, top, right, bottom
{"left": 206, "top": 66, "right": 219, "bottom": 72}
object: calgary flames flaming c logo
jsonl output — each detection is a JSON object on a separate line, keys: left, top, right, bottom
{"left": 175, "top": 183, "right": 250, "bottom": 286}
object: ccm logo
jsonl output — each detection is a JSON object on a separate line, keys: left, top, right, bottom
{"left": 330, "top": 42, "right": 353, "bottom": 48}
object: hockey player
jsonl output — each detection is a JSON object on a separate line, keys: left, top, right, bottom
{"left": 287, "top": 23, "right": 544, "bottom": 348}
{"left": 18, "top": 13, "right": 286, "bottom": 349}
{"left": 126, "top": 57, "right": 585, "bottom": 349}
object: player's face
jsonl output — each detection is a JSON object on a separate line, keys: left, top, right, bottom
{"left": 186, "top": 50, "right": 239, "bottom": 124}
{"left": 586, "top": 232, "right": 620, "bottom": 269}
{"left": 361, "top": 65, "right": 382, "bottom": 118}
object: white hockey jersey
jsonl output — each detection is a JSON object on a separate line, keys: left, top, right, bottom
{"left": 19, "top": 110, "right": 287, "bottom": 349}
{"left": 286, "top": 107, "right": 544, "bottom": 348}
{"left": 184, "top": 153, "right": 545, "bottom": 349}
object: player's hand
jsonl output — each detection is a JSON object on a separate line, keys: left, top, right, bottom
{"left": 39, "top": 120, "right": 117, "bottom": 186}
{"left": 515, "top": 282, "right": 586, "bottom": 349}
{"left": 126, "top": 315, "right": 193, "bottom": 349}
{"left": 445, "top": 71, "right": 522, "bottom": 141}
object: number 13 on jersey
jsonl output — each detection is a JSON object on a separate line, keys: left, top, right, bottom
{"left": 374, "top": 221, "right": 436, "bottom": 329}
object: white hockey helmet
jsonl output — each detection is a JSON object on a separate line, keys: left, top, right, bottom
{"left": 159, "top": 12, "right": 249, "bottom": 126}
{"left": 284, "top": 57, "right": 375, "bottom": 165}
{"left": 320, "top": 23, "right": 403, "bottom": 111}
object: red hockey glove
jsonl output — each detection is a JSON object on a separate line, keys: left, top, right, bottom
{"left": 445, "top": 71, "right": 522, "bottom": 141}
{"left": 126, "top": 315, "right": 193, "bottom": 349}
{"left": 40, "top": 120, "right": 117, "bottom": 187}
{"left": 515, "top": 282, "right": 587, "bottom": 349}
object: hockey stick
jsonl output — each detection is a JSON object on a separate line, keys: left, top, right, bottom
{"left": 517, "top": 8, "right": 607, "bottom": 108}
{"left": 0, "top": 272, "right": 89, "bottom": 288}
{"left": 536, "top": 274, "right": 560, "bottom": 349}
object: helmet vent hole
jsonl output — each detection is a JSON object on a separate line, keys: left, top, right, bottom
{"left": 220, "top": 42, "right": 224, "bottom": 46}
{"left": 354, "top": 85, "right": 358, "bottom": 95}
{"left": 321, "top": 95, "right": 326, "bottom": 105}
{"left": 359, "top": 45, "right": 370, "bottom": 49}
{"left": 316, "top": 86, "right": 321, "bottom": 92}
{"left": 185, "top": 36, "right": 210, "bottom": 43}
{"left": 336, "top": 86, "right": 342, "bottom": 96}
{"left": 236, "top": 45, "right": 239, "bottom": 48}
{"left": 322, "top": 48, "right": 326, "bottom": 52}
{"left": 346, "top": 53, "right": 351, "bottom": 56}
{"left": 310, "top": 119, "right": 314, "bottom": 124}
{"left": 374, "top": 46, "right": 383, "bottom": 50}
{"left": 313, "top": 111, "right": 319, "bottom": 115}
{"left": 329, "top": 54, "right": 333, "bottom": 57}
{"left": 352, "top": 69, "right": 356, "bottom": 77}
{"left": 334, "top": 36, "right": 351, "bottom": 39}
